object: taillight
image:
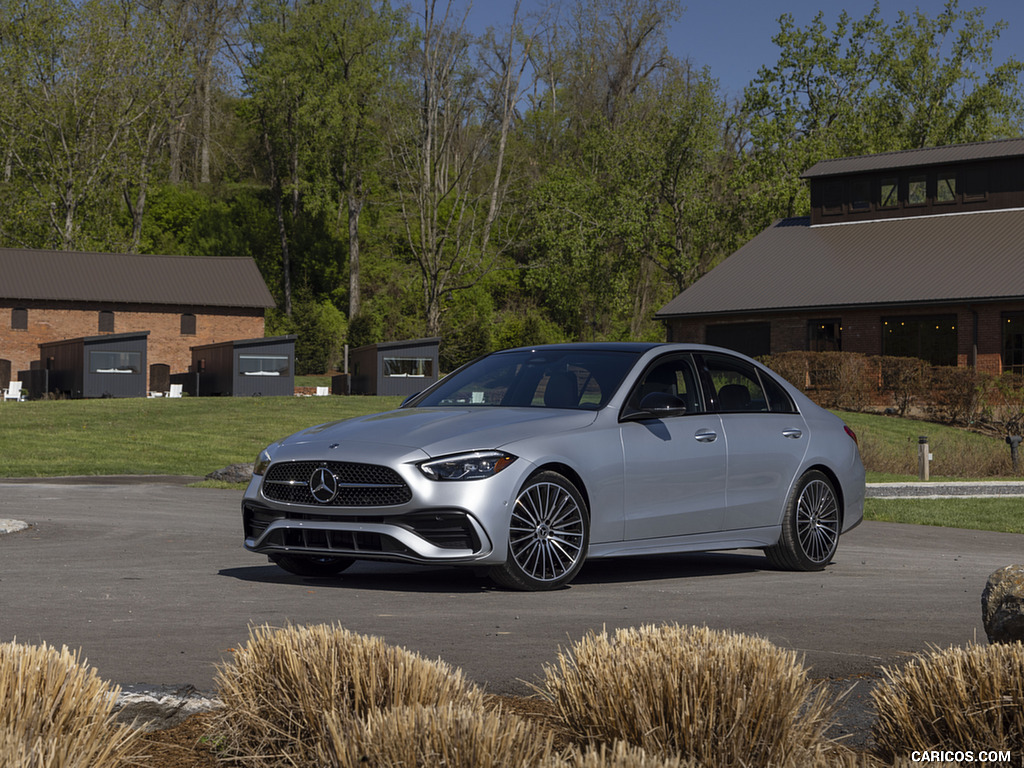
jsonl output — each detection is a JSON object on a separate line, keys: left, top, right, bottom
{"left": 844, "top": 425, "right": 858, "bottom": 446}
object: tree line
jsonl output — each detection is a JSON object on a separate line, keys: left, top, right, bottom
{"left": 1, "top": 0, "right": 1021, "bottom": 372}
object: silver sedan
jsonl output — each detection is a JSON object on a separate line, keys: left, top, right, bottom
{"left": 242, "top": 343, "right": 865, "bottom": 590}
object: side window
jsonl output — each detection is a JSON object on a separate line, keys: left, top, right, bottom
{"left": 759, "top": 370, "right": 799, "bottom": 414}
{"left": 625, "top": 356, "right": 703, "bottom": 415}
{"left": 700, "top": 353, "right": 768, "bottom": 413}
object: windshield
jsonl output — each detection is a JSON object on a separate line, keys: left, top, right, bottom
{"left": 408, "top": 349, "right": 641, "bottom": 410}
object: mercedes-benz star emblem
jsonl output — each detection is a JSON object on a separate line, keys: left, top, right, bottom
{"left": 309, "top": 467, "right": 339, "bottom": 504}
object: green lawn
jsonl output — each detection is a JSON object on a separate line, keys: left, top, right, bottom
{"left": 864, "top": 497, "right": 1024, "bottom": 535}
{"left": 0, "top": 396, "right": 402, "bottom": 478}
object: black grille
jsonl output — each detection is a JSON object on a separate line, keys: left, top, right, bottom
{"left": 262, "top": 461, "right": 412, "bottom": 507}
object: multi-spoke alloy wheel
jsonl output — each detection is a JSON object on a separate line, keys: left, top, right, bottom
{"left": 764, "top": 470, "right": 841, "bottom": 571}
{"left": 490, "top": 471, "right": 589, "bottom": 591}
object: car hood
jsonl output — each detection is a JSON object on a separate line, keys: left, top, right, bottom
{"left": 275, "top": 407, "right": 600, "bottom": 458}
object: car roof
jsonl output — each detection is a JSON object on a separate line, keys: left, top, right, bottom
{"left": 494, "top": 342, "right": 667, "bottom": 354}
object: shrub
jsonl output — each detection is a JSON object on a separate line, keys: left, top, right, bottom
{"left": 927, "top": 367, "right": 985, "bottom": 425}
{"left": 880, "top": 357, "right": 929, "bottom": 416}
{"left": 321, "top": 704, "right": 555, "bottom": 767}
{"left": 0, "top": 641, "right": 140, "bottom": 768}
{"left": 213, "top": 623, "right": 483, "bottom": 766}
{"left": 872, "top": 642, "right": 1024, "bottom": 765}
{"left": 539, "top": 624, "right": 835, "bottom": 767}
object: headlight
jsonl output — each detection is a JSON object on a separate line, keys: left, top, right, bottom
{"left": 418, "top": 451, "right": 516, "bottom": 481}
{"left": 254, "top": 448, "right": 273, "bottom": 476}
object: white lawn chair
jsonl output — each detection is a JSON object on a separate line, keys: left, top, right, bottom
{"left": 2, "top": 381, "right": 24, "bottom": 401}
{"left": 167, "top": 383, "right": 183, "bottom": 398}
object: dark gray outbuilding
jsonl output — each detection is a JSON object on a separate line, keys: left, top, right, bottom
{"left": 349, "top": 337, "right": 440, "bottom": 397}
{"left": 187, "top": 335, "right": 297, "bottom": 397}
{"left": 34, "top": 331, "right": 149, "bottom": 399}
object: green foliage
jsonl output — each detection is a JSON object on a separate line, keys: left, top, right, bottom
{"left": 267, "top": 299, "right": 348, "bottom": 375}
{"left": 741, "top": 0, "right": 1024, "bottom": 228}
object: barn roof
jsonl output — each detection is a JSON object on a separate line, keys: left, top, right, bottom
{"left": 0, "top": 249, "right": 276, "bottom": 308}
{"left": 656, "top": 209, "right": 1024, "bottom": 318}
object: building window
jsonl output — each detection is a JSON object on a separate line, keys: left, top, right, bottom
{"left": 90, "top": 350, "right": 141, "bottom": 374}
{"left": 383, "top": 357, "right": 434, "bottom": 378}
{"left": 239, "top": 354, "right": 289, "bottom": 377}
{"left": 851, "top": 178, "right": 870, "bottom": 211}
{"left": 1004, "top": 314, "right": 1024, "bottom": 374}
{"left": 705, "top": 322, "right": 770, "bottom": 359}
{"left": 11, "top": 307, "right": 27, "bottom": 330}
{"left": 823, "top": 180, "right": 843, "bottom": 215}
{"left": 882, "top": 315, "right": 957, "bottom": 366}
{"left": 181, "top": 313, "right": 196, "bottom": 335}
{"left": 936, "top": 171, "right": 956, "bottom": 203}
{"left": 964, "top": 166, "right": 987, "bottom": 202}
{"left": 98, "top": 310, "right": 114, "bottom": 333}
{"left": 879, "top": 177, "right": 898, "bottom": 208}
{"left": 809, "top": 320, "right": 841, "bottom": 352}
{"left": 908, "top": 174, "right": 927, "bottom": 206}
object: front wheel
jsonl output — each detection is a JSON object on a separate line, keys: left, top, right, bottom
{"left": 764, "top": 470, "right": 841, "bottom": 571}
{"left": 490, "top": 471, "right": 589, "bottom": 591}
{"left": 270, "top": 554, "right": 354, "bottom": 577}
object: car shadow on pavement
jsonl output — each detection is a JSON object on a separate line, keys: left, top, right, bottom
{"left": 219, "top": 551, "right": 767, "bottom": 592}
{"left": 574, "top": 551, "right": 767, "bottom": 584}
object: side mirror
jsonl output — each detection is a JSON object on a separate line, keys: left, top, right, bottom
{"left": 621, "top": 391, "right": 687, "bottom": 421}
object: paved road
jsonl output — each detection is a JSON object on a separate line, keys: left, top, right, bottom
{"left": 1, "top": 480, "right": 1021, "bottom": 697}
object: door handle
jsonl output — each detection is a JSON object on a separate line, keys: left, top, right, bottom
{"left": 694, "top": 429, "right": 718, "bottom": 443}
{"left": 782, "top": 428, "right": 803, "bottom": 439}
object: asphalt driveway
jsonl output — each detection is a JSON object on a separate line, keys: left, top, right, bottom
{"left": 1, "top": 480, "right": 1021, "bottom": 697}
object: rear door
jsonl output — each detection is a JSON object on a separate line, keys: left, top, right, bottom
{"left": 697, "top": 352, "right": 809, "bottom": 531}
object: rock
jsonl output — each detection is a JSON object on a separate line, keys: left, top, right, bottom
{"left": 205, "top": 463, "right": 254, "bottom": 484}
{"left": 982, "top": 564, "right": 1024, "bottom": 644}
{"left": 114, "top": 685, "right": 222, "bottom": 731}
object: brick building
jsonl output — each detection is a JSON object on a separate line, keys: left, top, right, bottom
{"left": 1, "top": 249, "right": 276, "bottom": 392}
{"left": 657, "top": 139, "right": 1024, "bottom": 374}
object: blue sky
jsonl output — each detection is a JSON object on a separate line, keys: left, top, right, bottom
{"left": 455, "top": 0, "right": 1024, "bottom": 100}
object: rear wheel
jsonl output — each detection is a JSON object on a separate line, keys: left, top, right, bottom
{"left": 270, "top": 554, "right": 354, "bottom": 577}
{"left": 490, "top": 471, "right": 589, "bottom": 591}
{"left": 764, "top": 470, "right": 840, "bottom": 571}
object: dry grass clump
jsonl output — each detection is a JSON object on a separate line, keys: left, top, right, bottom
{"left": 0, "top": 640, "right": 140, "bottom": 768}
{"left": 549, "top": 740, "right": 699, "bottom": 767}
{"left": 319, "top": 703, "right": 556, "bottom": 767}
{"left": 872, "top": 642, "right": 1024, "bottom": 764}
{"left": 540, "top": 624, "right": 836, "bottom": 767}
{"left": 213, "top": 622, "right": 483, "bottom": 766}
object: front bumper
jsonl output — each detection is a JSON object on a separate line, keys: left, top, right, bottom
{"left": 242, "top": 453, "right": 530, "bottom": 566}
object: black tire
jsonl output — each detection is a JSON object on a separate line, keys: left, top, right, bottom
{"left": 764, "top": 470, "right": 841, "bottom": 571}
{"left": 270, "top": 554, "right": 355, "bottom": 577}
{"left": 490, "top": 471, "right": 589, "bottom": 591}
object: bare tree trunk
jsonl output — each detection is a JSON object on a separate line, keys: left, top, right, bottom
{"left": 347, "top": 178, "right": 363, "bottom": 320}
{"left": 263, "top": 129, "right": 292, "bottom": 316}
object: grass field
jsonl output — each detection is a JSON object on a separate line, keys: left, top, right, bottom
{"left": 0, "top": 396, "right": 403, "bottom": 478}
{"left": 1, "top": 397, "right": 1022, "bottom": 534}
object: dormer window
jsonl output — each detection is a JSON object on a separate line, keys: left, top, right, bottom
{"left": 936, "top": 172, "right": 956, "bottom": 203}
{"left": 908, "top": 174, "right": 927, "bottom": 206}
{"left": 880, "top": 177, "right": 898, "bottom": 208}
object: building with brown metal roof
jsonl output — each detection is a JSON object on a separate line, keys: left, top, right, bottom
{"left": 656, "top": 139, "right": 1024, "bottom": 374}
{"left": 1, "top": 249, "right": 276, "bottom": 394}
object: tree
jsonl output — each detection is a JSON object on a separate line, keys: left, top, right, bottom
{"left": 387, "top": 0, "right": 530, "bottom": 337}
{"left": 740, "top": 0, "right": 1024, "bottom": 228}
{"left": 292, "top": 0, "right": 408, "bottom": 322}
{"left": 0, "top": 0, "right": 195, "bottom": 251}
